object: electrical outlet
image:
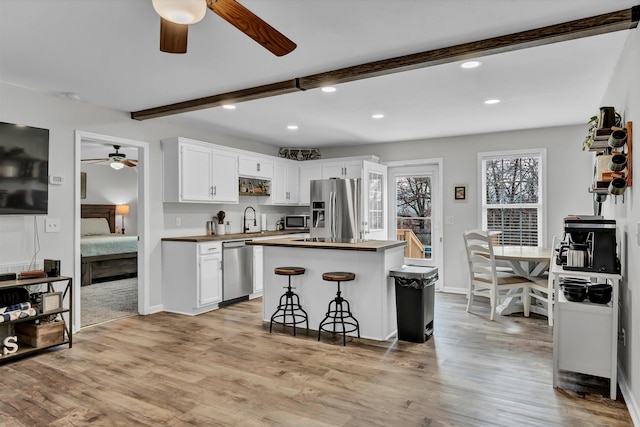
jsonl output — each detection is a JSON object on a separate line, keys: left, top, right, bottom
{"left": 175, "top": 217, "right": 181, "bottom": 226}
{"left": 45, "top": 218, "right": 61, "bottom": 233}
{"left": 445, "top": 216, "right": 454, "bottom": 225}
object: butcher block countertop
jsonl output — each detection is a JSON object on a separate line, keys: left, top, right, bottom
{"left": 247, "top": 237, "right": 406, "bottom": 252}
{"left": 161, "top": 230, "right": 306, "bottom": 243}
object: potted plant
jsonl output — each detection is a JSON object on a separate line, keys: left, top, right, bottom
{"left": 582, "top": 115, "right": 599, "bottom": 151}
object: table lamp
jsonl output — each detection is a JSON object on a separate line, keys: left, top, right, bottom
{"left": 116, "top": 204, "right": 130, "bottom": 234}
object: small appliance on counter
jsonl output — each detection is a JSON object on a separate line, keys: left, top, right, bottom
{"left": 556, "top": 215, "right": 620, "bottom": 274}
{"left": 284, "top": 214, "right": 309, "bottom": 230}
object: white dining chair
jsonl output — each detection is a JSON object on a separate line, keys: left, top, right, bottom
{"left": 463, "top": 229, "right": 532, "bottom": 321}
{"left": 527, "top": 236, "right": 559, "bottom": 326}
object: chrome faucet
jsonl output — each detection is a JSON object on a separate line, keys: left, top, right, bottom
{"left": 243, "top": 206, "right": 257, "bottom": 233}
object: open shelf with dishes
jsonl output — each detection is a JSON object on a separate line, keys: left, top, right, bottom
{"left": 239, "top": 178, "right": 271, "bottom": 196}
{"left": 588, "top": 121, "right": 632, "bottom": 200}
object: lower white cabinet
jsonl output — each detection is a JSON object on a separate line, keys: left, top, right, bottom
{"left": 162, "top": 241, "right": 222, "bottom": 315}
{"left": 551, "top": 262, "right": 621, "bottom": 400}
{"left": 252, "top": 245, "right": 263, "bottom": 295}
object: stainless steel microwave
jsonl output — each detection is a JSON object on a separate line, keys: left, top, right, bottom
{"left": 284, "top": 215, "right": 309, "bottom": 230}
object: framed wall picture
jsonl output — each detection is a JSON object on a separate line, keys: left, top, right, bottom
{"left": 454, "top": 184, "right": 467, "bottom": 202}
{"left": 41, "top": 292, "right": 63, "bottom": 313}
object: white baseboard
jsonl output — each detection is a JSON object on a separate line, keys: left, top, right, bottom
{"left": 440, "top": 286, "right": 467, "bottom": 295}
{"left": 148, "top": 304, "right": 164, "bottom": 314}
{"left": 618, "top": 367, "right": 639, "bottom": 426}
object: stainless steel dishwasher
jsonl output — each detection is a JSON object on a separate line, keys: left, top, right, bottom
{"left": 222, "top": 240, "right": 253, "bottom": 304}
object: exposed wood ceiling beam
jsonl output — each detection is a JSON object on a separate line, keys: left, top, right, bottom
{"left": 131, "top": 80, "right": 302, "bottom": 120}
{"left": 131, "top": 6, "right": 639, "bottom": 121}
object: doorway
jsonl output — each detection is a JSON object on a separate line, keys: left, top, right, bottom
{"left": 386, "top": 159, "right": 443, "bottom": 289}
{"left": 74, "top": 131, "right": 150, "bottom": 332}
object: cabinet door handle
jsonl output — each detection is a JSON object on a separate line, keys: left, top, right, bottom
{"left": 210, "top": 186, "right": 213, "bottom": 195}
{"left": 213, "top": 186, "right": 217, "bottom": 196}
{"left": 257, "top": 163, "right": 261, "bottom": 172}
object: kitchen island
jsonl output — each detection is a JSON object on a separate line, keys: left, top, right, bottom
{"left": 248, "top": 237, "right": 406, "bottom": 341}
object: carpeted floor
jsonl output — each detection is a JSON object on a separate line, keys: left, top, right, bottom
{"left": 81, "top": 277, "right": 138, "bottom": 327}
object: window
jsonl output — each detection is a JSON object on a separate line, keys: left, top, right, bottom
{"left": 479, "top": 149, "right": 545, "bottom": 246}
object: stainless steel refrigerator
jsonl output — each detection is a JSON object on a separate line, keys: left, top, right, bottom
{"left": 310, "top": 178, "right": 361, "bottom": 240}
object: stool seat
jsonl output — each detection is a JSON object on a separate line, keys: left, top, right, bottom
{"left": 275, "top": 266, "right": 305, "bottom": 276}
{"left": 322, "top": 272, "right": 355, "bottom": 282}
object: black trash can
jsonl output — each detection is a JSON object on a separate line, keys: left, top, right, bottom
{"left": 389, "top": 265, "right": 438, "bottom": 343}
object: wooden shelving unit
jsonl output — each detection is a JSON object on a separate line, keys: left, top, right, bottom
{"left": 0, "top": 276, "right": 72, "bottom": 363}
{"left": 589, "top": 121, "right": 633, "bottom": 196}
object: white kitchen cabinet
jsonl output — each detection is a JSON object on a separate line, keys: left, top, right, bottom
{"left": 298, "top": 164, "right": 322, "bottom": 205}
{"left": 252, "top": 245, "right": 263, "bottom": 296}
{"left": 162, "top": 241, "right": 223, "bottom": 315}
{"left": 322, "top": 160, "right": 362, "bottom": 179}
{"left": 271, "top": 161, "right": 299, "bottom": 205}
{"left": 551, "top": 261, "right": 621, "bottom": 399}
{"left": 162, "top": 137, "right": 238, "bottom": 204}
{"left": 238, "top": 156, "right": 273, "bottom": 179}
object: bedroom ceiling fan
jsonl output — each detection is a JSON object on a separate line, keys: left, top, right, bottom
{"left": 82, "top": 145, "right": 138, "bottom": 170}
{"left": 152, "top": 0, "right": 297, "bottom": 56}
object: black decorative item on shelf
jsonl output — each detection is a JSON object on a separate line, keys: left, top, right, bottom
{"left": 588, "top": 283, "right": 613, "bottom": 304}
{"left": 278, "top": 147, "right": 321, "bottom": 161}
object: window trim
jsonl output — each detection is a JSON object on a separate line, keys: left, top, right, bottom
{"left": 477, "top": 148, "right": 547, "bottom": 247}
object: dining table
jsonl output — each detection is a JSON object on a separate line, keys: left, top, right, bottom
{"left": 492, "top": 245, "right": 553, "bottom": 316}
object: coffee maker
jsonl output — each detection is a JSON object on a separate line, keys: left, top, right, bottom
{"left": 557, "top": 215, "right": 620, "bottom": 273}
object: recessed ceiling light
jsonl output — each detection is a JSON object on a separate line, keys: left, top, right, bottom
{"left": 321, "top": 86, "right": 336, "bottom": 93}
{"left": 461, "top": 61, "right": 482, "bottom": 69}
{"left": 287, "top": 125, "right": 298, "bottom": 130}
{"left": 222, "top": 104, "right": 236, "bottom": 110}
{"left": 484, "top": 99, "right": 501, "bottom": 105}
{"left": 372, "top": 114, "right": 385, "bottom": 119}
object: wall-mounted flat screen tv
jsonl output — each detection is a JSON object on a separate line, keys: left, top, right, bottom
{"left": 0, "top": 121, "right": 49, "bottom": 215}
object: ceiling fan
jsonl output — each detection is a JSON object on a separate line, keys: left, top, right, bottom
{"left": 152, "top": 0, "right": 296, "bottom": 56}
{"left": 82, "top": 145, "right": 138, "bottom": 170}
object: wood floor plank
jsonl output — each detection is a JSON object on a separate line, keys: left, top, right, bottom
{"left": 0, "top": 293, "right": 633, "bottom": 426}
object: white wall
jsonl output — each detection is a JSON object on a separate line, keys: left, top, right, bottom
{"left": 81, "top": 162, "right": 138, "bottom": 235}
{"left": 322, "top": 125, "right": 594, "bottom": 292}
{"left": 600, "top": 26, "right": 640, "bottom": 422}
{"left": 0, "top": 82, "right": 282, "bottom": 309}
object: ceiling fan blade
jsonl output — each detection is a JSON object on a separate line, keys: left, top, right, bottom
{"left": 206, "top": 0, "right": 296, "bottom": 57}
{"left": 160, "top": 17, "right": 189, "bottom": 54}
{"left": 122, "top": 160, "right": 138, "bottom": 167}
{"left": 81, "top": 158, "right": 109, "bottom": 162}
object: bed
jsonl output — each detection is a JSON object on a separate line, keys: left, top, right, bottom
{"left": 81, "top": 204, "right": 138, "bottom": 286}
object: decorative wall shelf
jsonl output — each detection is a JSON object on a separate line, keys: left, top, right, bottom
{"left": 589, "top": 121, "right": 632, "bottom": 197}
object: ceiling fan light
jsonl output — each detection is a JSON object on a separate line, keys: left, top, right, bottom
{"left": 152, "top": 0, "right": 207, "bottom": 24}
{"left": 110, "top": 161, "right": 125, "bottom": 170}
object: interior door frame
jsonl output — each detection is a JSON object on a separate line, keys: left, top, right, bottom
{"left": 74, "top": 131, "right": 150, "bottom": 333}
{"left": 385, "top": 158, "right": 444, "bottom": 290}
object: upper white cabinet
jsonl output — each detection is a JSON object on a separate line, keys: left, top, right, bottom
{"left": 322, "top": 160, "right": 362, "bottom": 179}
{"left": 271, "top": 160, "right": 299, "bottom": 205}
{"left": 299, "top": 164, "right": 322, "bottom": 205}
{"left": 162, "top": 138, "right": 238, "bottom": 204}
{"left": 238, "top": 156, "right": 274, "bottom": 179}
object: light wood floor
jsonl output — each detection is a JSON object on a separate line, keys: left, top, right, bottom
{"left": 0, "top": 293, "right": 633, "bottom": 426}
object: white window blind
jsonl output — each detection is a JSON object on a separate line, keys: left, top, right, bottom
{"left": 480, "top": 150, "right": 544, "bottom": 247}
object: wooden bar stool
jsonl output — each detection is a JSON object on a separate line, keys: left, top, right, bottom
{"left": 269, "top": 267, "right": 308, "bottom": 336}
{"left": 318, "top": 271, "right": 360, "bottom": 346}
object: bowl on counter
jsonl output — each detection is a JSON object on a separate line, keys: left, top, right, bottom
{"left": 587, "top": 283, "right": 613, "bottom": 304}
